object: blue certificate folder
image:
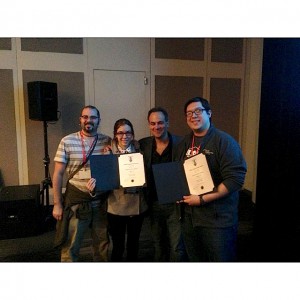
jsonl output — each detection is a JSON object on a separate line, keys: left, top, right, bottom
{"left": 152, "top": 161, "right": 190, "bottom": 204}
{"left": 90, "top": 154, "right": 120, "bottom": 191}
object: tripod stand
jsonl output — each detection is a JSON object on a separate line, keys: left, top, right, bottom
{"left": 37, "top": 120, "right": 58, "bottom": 232}
{"left": 41, "top": 120, "right": 52, "bottom": 208}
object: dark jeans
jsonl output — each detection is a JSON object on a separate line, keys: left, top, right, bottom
{"left": 181, "top": 212, "right": 238, "bottom": 262}
{"left": 150, "top": 202, "right": 187, "bottom": 262}
{"left": 107, "top": 212, "right": 145, "bottom": 262}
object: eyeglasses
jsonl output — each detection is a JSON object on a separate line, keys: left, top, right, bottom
{"left": 81, "top": 115, "right": 99, "bottom": 120}
{"left": 116, "top": 131, "right": 133, "bottom": 137}
{"left": 185, "top": 108, "right": 206, "bottom": 118}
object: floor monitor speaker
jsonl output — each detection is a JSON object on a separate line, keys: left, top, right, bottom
{"left": 0, "top": 185, "right": 42, "bottom": 239}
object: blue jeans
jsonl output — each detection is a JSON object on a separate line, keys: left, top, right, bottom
{"left": 150, "top": 202, "right": 187, "bottom": 262}
{"left": 61, "top": 201, "right": 109, "bottom": 262}
{"left": 181, "top": 212, "right": 238, "bottom": 262}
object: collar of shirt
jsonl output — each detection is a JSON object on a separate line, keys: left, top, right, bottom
{"left": 117, "top": 145, "right": 132, "bottom": 154}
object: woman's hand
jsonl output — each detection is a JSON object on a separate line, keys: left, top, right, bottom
{"left": 87, "top": 178, "right": 96, "bottom": 192}
{"left": 103, "top": 145, "right": 112, "bottom": 153}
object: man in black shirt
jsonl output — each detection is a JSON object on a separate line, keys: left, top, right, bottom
{"left": 139, "top": 107, "right": 186, "bottom": 262}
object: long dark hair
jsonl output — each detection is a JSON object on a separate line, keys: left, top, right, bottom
{"left": 113, "top": 118, "right": 140, "bottom": 151}
{"left": 113, "top": 118, "right": 135, "bottom": 138}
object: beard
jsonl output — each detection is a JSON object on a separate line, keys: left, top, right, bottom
{"left": 82, "top": 122, "right": 97, "bottom": 134}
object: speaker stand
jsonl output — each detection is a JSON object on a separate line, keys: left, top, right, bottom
{"left": 40, "top": 121, "right": 57, "bottom": 231}
{"left": 41, "top": 121, "right": 52, "bottom": 208}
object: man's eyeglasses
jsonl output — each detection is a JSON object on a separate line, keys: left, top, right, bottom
{"left": 116, "top": 131, "right": 133, "bottom": 137}
{"left": 81, "top": 115, "right": 99, "bottom": 121}
{"left": 185, "top": 108, "right": 206, "bottom": 118}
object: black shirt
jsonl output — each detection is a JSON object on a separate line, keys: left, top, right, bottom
{"left": 148, "top": 135, "right": 173, "bottom": 202}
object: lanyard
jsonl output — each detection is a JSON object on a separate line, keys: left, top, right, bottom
{"left": 80, "top": 131, "right": 98, "bottom": 164}
{"left": 191, "top": 135, "right": 201, "bottom": 155}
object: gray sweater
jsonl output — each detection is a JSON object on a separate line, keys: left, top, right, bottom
{"left": 174, "top": 124, "right": 247, "bottom": 227}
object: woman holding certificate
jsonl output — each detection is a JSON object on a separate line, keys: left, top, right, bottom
{"left": 87, "top": 118, "right": 148, "bottom": 262}
{"left": 174, "top": 97, "right": 247, "bottom": 262}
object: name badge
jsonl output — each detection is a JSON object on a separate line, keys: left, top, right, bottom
{"left": 78, "top": 168, "right": 91, "bottom": 179}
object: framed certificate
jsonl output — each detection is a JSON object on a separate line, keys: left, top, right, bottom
{"left": 90, "top": 153, "right": 146, "bottom": 191}
{"left": 152, "top": 153, "right": 214, "bottom": 204}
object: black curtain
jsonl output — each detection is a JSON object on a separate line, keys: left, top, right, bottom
{"left": 255, "top": 38, "right": 300, "bottom": 261}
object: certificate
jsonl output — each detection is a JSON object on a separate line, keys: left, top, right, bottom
{"left": 152, "top": 153, "right": 214, "bottom": 204}
{"left": 90, "top": 153, "right": 146, "bottom": 191}
{"left": 118, "top": 153, "right": 146, "bottom": 188}
{"left": 183, "top": 153, "right": 214, "bottom": 195}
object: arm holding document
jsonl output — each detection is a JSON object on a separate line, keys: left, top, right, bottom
{"left": 176, "top": 152, "right": 228, "bottom": 206}
{"left": 175, "top": 133, "right": 246, "bottom": 208}
{"left": 178, "top": 182, "right": 229, "bottom": 206}
{"left": 173, "top": 96, "right": 248, "bottom": 262}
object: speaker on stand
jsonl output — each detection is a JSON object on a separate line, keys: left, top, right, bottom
{"left": 27, "top": 81, "right": 58, "bottom": 229}
{"left": 28, "top": 81, "right": 58, "bottom": 122}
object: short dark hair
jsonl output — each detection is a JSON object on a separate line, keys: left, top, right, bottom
{"left": 81, "top": 105, "right": 100, "bottom": 119}
{"left": 184, "top": 97, "right": 211, "bottom": 114}
{"left": 147, "top": 107, "right": 169, "bottom": 122}
{"left": 113, "top": 118, "right": 135, "bottom": 137}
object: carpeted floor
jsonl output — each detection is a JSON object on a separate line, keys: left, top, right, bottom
{"left": 0, "top": 192, "right": 255, "bottom": 262}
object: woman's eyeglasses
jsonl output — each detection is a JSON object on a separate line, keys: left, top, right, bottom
{"left": 116, "top": 131, "right": 133, "bottom": 137}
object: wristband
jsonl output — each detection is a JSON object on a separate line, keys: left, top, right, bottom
{"left": 89, "top": 191, "right": 96, "bottom": 198}
{"left": 199, "top": 195, "right": 206, "bottom": 206}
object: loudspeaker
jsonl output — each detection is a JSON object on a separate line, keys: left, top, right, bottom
{"left": 0, "top": 185, "right": 42, "bottom": 239}
{"left": 27, "top": 81, "right": 58, "bottom": 121}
